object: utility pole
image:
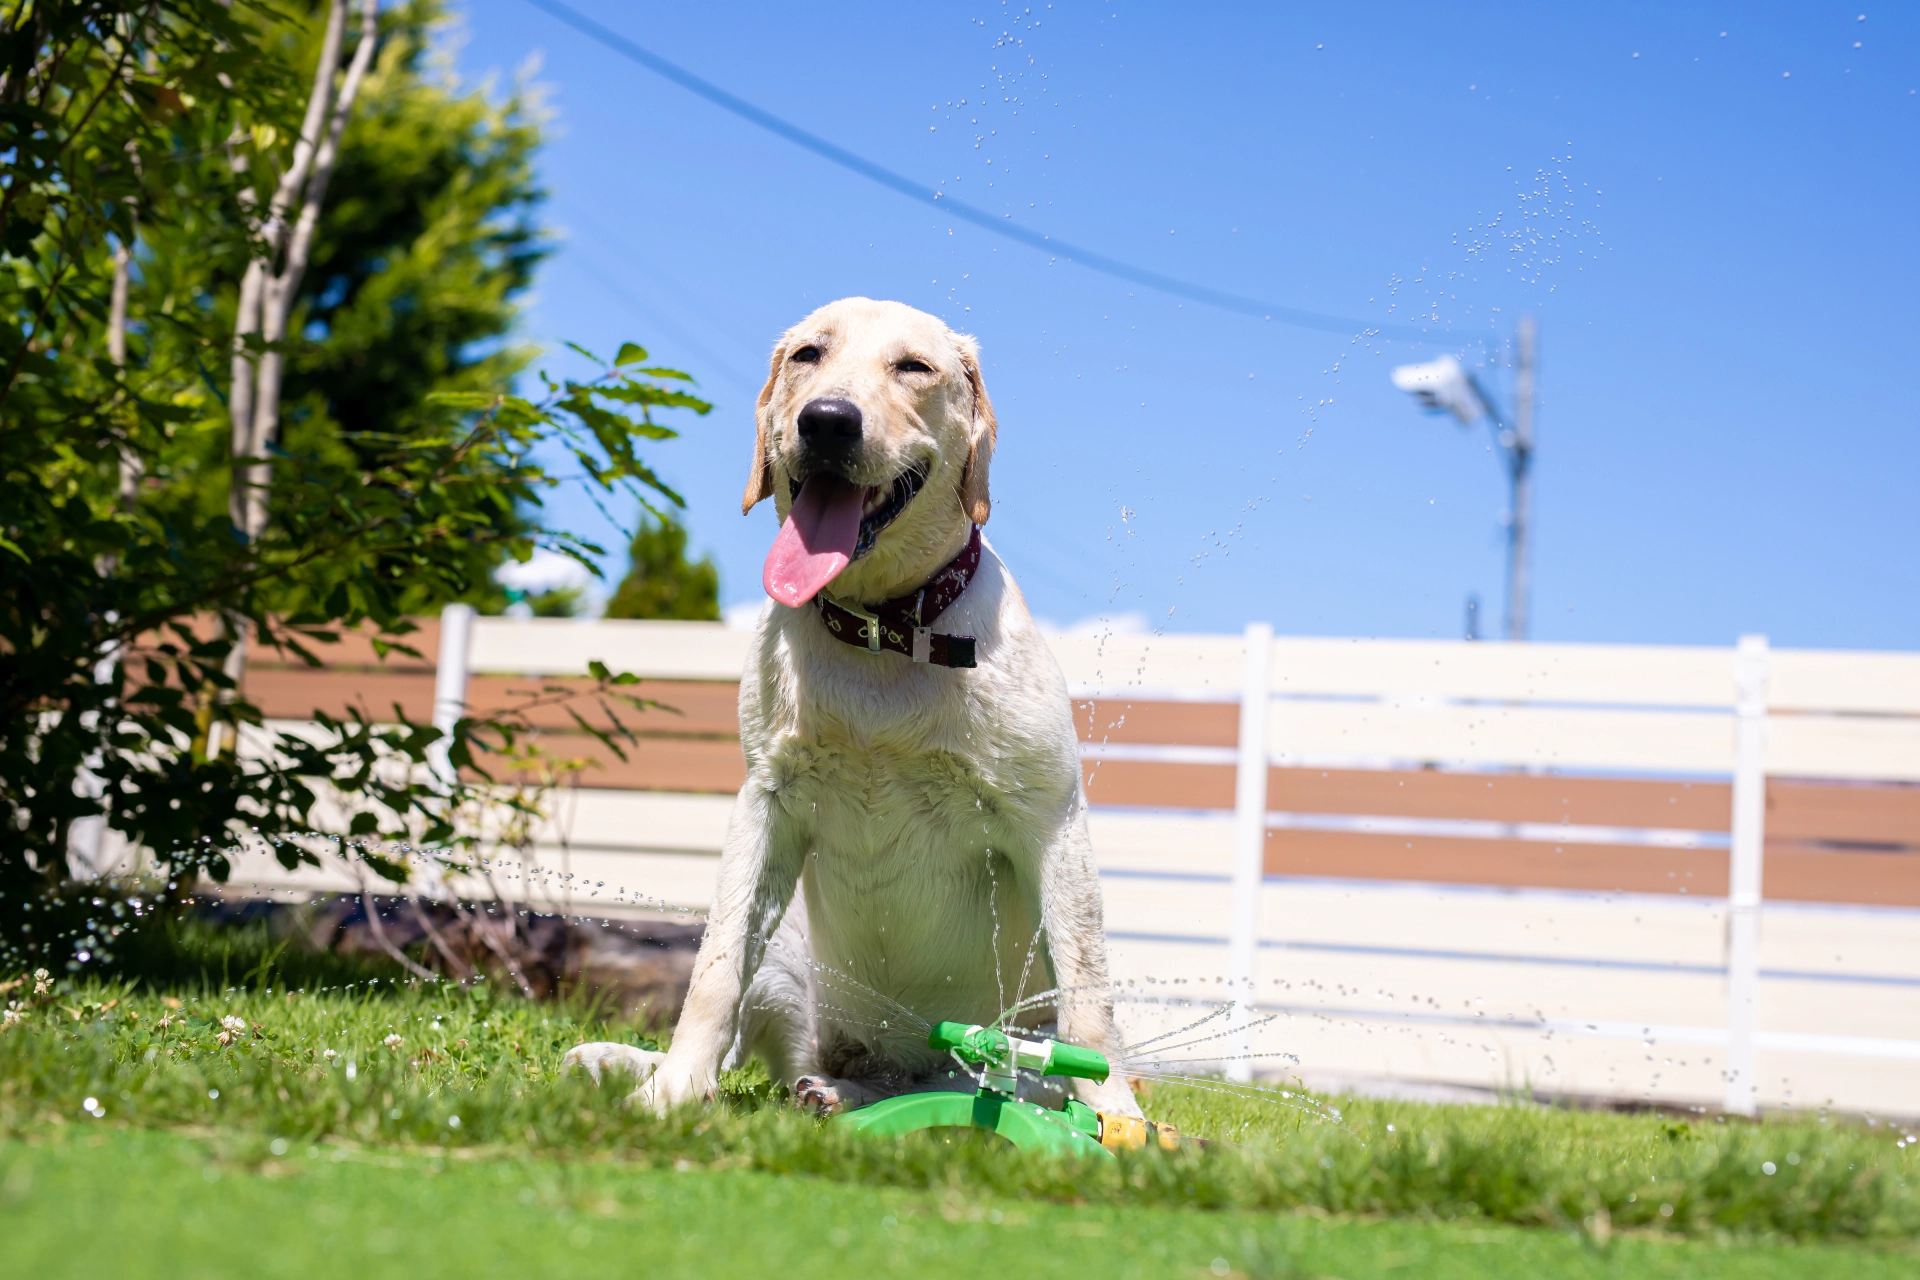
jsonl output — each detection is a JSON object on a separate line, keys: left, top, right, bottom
{"left": 1505, "top": 317, "right": 1536, "bottom": 642}
{"left": 1391, "top": 317, "right": 1538, "bottom": 642}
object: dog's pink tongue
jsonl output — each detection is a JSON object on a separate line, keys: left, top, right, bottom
{"left": 763, "top": 475, "right": 867, "bottom": 607}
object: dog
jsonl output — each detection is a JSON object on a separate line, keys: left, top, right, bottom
{"left": 565, "top": 297, "right": 1141, "bottom": 1121}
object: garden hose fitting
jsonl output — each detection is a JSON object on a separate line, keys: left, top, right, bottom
{"left": 1096, "top": 1113, "right": 1184, "bottom": 1153}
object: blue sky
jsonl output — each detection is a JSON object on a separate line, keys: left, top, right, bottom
{"left": 451, "top": 2, "right": 1917, "bottom": 649}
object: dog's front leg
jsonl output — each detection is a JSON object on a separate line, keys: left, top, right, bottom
{"left": 1020, "top": 798, "right": 1144, "bottom": 1120}
{"left": 641, "top": 780, "right": 804, "bottom": 1112}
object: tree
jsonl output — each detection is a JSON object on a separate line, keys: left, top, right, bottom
{"left": 0, "top": 3, "right": 710, "bottom": 934}
{"left": 139, "top": 1, "right": 550, "bottom": 619}
{"left": 604, "top": 515, "right": 722, "bottom": 622}
{"left": 275, "top": 0, "right": 549, "bottom": 616}
{"left": 1, "top": 0, "right": 288, "bottom": 896}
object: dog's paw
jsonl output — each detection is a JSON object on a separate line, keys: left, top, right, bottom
{"left": 562, "top": 1041, "right": 667, "bottom": 1087}
{"left": 635, "top": 1056, "right": 714, "bottom": 1115}
{"left": 792, "top": 1074, "right": 846, "bottom": 1115}
{"left": 792, "top": 1074, "right": 885, "bottom": 1114}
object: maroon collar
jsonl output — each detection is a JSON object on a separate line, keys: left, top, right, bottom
{"left": 816, "top": 527, "right": 981, "bottom": 669}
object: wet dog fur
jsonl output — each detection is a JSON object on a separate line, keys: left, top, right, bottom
{"left": 564, "top": 298, "right": 1141, "bottom": 1120}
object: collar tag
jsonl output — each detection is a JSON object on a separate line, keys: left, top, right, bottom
{"left": 911, "top": 626, "right": 932, "bottom": 663}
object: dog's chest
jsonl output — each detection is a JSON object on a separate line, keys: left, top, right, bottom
{"left": 760, "top": 672, "right": 1064, "bottom": 864}
{"left": 747, "top": 609, "right": 1082, "bottom": 882}
{"left": 766, "top": 721, "right": 1019, "bottom": 856}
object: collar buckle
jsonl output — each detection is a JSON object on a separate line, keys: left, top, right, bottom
{"left": 830, "top": 595, "right": 883, "bottom": 652}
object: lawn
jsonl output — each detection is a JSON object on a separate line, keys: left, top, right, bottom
{"left": 8, "top": 1128, "right": 1918, "bottom": 1280}
{"left": 2, "top": 925, "right": 1915, "bottom": 1279}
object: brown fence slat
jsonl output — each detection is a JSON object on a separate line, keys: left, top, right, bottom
{"left": 1073, "top": 699, "right": 1238, "bottom": 747}
{"left": 465, "top": 676, "right": 740, "bottom": 736}
{"left": 1261, "top": 828, "right": 1920, "bottom": 906}
{"left": 1767, "top": 779, "right": 1920, "bottom": 847}
{"left": 1082, "top": 760, "right": 1236, "bottom": 810}
{"left": 245, "top": 669, "right": 437, "bottom": 723}
{"left": 1269, "top": 767, "right": 1734, "bottom": 831}
{"left": 1081, "top": 759, "right": 1734, "bottom": 830}
{"left": 243, "top": 668, "right": 740, "bottom": 736}
{"left": 1264, "top": 828, "right": 1729, "bottom": 896}
{"left": 472, "top": 733, "right": 746, "bottom": 794}
{"left": 250, "top": 618, "right": 441, "bottom": 672}
{"left": 1762, "top": 848, "right": 1920, "bottom": 907}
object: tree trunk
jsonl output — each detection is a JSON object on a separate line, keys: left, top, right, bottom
{"left": 110, "top": 241, "right": 142, "bottom": 504}
{"left": 215, "top": 0, "right": 379, "bottom": 757}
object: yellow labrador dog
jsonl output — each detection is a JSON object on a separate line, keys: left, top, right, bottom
{"left": 566, "top": 297, "right": 1140, "bottom": 1120}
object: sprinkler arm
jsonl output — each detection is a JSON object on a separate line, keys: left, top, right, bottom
{"left": 928, "top": 1021, "right": 1110, "bottom": 1087}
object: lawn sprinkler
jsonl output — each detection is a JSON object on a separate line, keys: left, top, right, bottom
{"left": 834, "top": 1021, "right": 1183, "bottom": 1158}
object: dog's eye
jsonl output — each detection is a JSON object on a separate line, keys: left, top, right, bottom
{"left": 894, "top": 359, "right": 934, "bottom": 375}
{"left": 790, "top": 346, "right": 821, "bottom": 364}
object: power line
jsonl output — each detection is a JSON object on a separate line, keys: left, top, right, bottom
{"left": 521, "top": 0, "right": 1437, "bottom": 341}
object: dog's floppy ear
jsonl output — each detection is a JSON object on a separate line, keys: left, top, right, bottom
{"left": 957, "top": 340, "right": 997, "bottom": 526}
{"left": 742, "top": 342, "right": 782, "bottom": 514}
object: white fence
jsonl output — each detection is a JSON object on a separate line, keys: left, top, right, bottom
{"left": 230, "top": 613, "right": 1920, "bottom": 1116}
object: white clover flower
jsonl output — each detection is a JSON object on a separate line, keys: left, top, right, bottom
{"left": 32, "top": 968, "right": 51, "bottom": 995}
{"left": 322, "top": 1048, "right": 338, "bottom": 1060}
{"left": 220, "top": 1015, "right": 247, "bottom": 1035}
{"left": 383, "top": 1034, "right": 403, "bottom": 1050}
{"left": 2, "top": 1009, "right": 23, "bottom": 1029}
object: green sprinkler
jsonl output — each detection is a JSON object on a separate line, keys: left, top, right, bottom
{"left": 834, "top": 1021, "right": 1181, "bottom": 1158}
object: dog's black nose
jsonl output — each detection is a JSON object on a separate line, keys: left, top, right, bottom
{"left": 797, "top": 397, "right": 863, "bottom": 453}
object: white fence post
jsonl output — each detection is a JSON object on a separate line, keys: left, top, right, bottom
{"left": 428, "top": 604, "right": 476, "bottom": 789}
{"left": 1227, "top": 622, "right": 1274, "bottom": 1082}
{"left": 66, "top": 640, "right": 124, "bottom": 878}
{"left": 1724, "top": 633, "right": 1769, "bottom": 1115}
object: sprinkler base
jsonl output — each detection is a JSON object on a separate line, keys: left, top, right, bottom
{"left": 835, "top": 1087, "right": 1112, "bottom": 1159}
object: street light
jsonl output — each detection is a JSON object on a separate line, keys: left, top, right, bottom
{"left": 1390, "top": 317, "right": 1536, "bottom": 641}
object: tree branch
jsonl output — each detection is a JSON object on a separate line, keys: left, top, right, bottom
{"left": 258, "top": 0, "right": 351, "bottom": 258}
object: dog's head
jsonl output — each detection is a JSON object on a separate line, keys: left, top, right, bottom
{"left": 746, "top": 297, "right": 996, "bottom": 608}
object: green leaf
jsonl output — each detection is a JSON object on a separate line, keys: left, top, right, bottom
{"left": 614, "top": 342, "right": 649, "bottom": 366}
{"left": 425, "top": 391, "right": 501, "bottom": 410}
{"left": 597, "top": 381, "right": 715, "bottom": 415}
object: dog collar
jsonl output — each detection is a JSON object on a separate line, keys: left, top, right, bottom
{"left": 816, "top": 527, "right": 981, "bottom": 669}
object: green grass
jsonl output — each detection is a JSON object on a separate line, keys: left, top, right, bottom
{"left": 2, "top": 938, "right": 1917, "bottom": 1278}
{"left": 6, "top": 1126, "right": 1917, "bottom": 1280}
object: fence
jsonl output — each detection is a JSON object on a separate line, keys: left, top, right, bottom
{"left": 227, "top": 611, "right": 1920, "bottom": 1116}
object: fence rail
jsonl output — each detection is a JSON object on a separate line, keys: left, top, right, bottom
{"left": 226, "top": 612, "right": 1920, "bottom": 1115}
